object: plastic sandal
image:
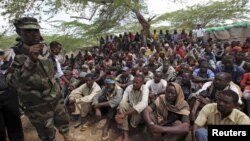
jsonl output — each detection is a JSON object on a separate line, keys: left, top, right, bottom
{"left": 102, "top": 132, "right": 110, "bottom": 141}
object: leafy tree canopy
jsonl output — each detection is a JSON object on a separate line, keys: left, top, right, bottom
{"left": 0, "top": 34, "right": 94, "bottom": 51}
{"left": 1, "top": 0, "right": 249, "bottom": 50}
{"left": 2, "top": 0, "right": 148, "bottom": 35}
{"left": 154, "top": 0, "right": 250, "bottom": 29}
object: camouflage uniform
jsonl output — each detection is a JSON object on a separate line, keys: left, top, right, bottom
{"left": 7, "top": 17, "right": 71, "bottom": 141}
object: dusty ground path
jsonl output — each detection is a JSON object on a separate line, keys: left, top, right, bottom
{"left": 22, "top": 116, "right": 149, "bottom": 141}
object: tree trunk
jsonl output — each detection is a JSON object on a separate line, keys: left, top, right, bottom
{"left": 134, "top": 11, "right": 150, "bottom": 47}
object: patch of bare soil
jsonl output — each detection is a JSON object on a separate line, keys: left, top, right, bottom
{"left": 22, "top": 116, "right": 148, "bottom": 141}
{"left": 22, "top": 116, "right": 192, "bottom": 141}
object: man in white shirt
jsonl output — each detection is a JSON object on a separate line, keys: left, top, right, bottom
{"left": 145, "top": 71, "right": 167, "bottom": 103}
{"left": 115, "top": 74, "right": 149, "bottom": 141}
{"left": 193, "top": 24, "right": 205, "bottom": 42}
{"left": 49, "top": 41, "right": 74, "bottom": 90}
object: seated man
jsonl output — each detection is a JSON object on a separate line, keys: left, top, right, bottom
{"left": 192, "top": 61, "right": 215, "bottom": 86}
{"left": 143, "top": 82, "right": 190, "bottom": 141}
{"left": 175, "top": 72, "right": 199, "bottom": 101}
{"left": 199, "top": 45, "right": 216, "bottom": 70}
{"left": 115, "top": 74, "right": 149, "bottom": 141}
{"left": 141, "top": 65, "right": 154, "bottom": 83}
{"left": 81, "top": 76, "right": 123, "bottom": 139}
{"left": 189, "top": 72, "right": 243, "bottom": 122}
{"left": 145, "top": 71, "right": 167, "bottom": 103}
{"left": 147, "top": 57, "right": 159, "bottom": 73}
{"left": 240, "top": 64, "right": 250, "bottom": 116}
{"left": 156, "top": 63, "right": 177, "bottom": 82}
{"left": 68, "top": 73, "right": 101, "bottom": 128}
{"left": 115, "top": 66, "right": 134, "bottom": 90}
{"left": 193, "top": 90, "right": 250, "bottom": 141}
{"left": 216, "top": 55, "right": 244, "bottom": 85}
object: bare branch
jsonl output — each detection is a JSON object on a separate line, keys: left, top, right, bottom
{"left": 70, "top": 4, "right": 100, "bottom": 21}
{"left": 0, "top": 29, "right": 9, "bottom": 39}
{"left": 0, "top": 32, "right": 7, "bottom": 39}
{"left": 70, "top": 16, "right": 91, "bottom": 20}
{"left": 88, "top": 6, "right": 98, "bottom": 20}
{"left": 148, "top": 15, "right": 157, "bottom": 22}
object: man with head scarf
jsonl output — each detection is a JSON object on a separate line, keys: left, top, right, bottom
{"left": 143, "top": 82, "right": 190, "bottom": 141}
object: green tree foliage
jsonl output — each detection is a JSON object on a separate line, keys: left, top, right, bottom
{"left": 2, "top": 0, "right": 146, "bottom": 33}
{"left": 0, "top": 36, "right": 17, "bottom": 50}
{"left": 154, "top": 0, "right": 250, "bottom": 29}
{"left": 2, "top": 0, "right": 248, "bottom": 48}
{"left": 2, "top": 0, "right": 187, "bottom": 44}
{"left": 0, "top": 35, "right": 92, "bottom": 51}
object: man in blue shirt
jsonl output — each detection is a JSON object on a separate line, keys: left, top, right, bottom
{"left": 216, "top": 55, "right": 244, "bottom": 85}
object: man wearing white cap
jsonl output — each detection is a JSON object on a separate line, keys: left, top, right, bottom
{"left": 115, "top": 66, "right": 134, "bottom": 90}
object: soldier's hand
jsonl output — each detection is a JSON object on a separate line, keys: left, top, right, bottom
{"left": 29, "top": 43, "right": 44, "bottom": 61}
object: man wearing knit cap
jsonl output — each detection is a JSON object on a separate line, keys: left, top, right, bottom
{"left": 86, "top": 75, "right": 123, "bottom": 140}
{"left": 7, "top": 17, "right": 72, "bottom": 141}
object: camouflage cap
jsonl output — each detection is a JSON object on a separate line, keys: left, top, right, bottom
{"left": 14, "top": 17, "right": 41, "bottom": 29}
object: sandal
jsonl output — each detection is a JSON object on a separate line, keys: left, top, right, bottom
{"left": 102, "top": 132, "right": 110, "bottom": 141}
{"left": 80, "top": 121, "right": 91, "bottom": 131}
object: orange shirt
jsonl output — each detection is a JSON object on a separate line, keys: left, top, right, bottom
{"left": 231, "top": 46, "right": 242, "bottom": 52}
{"left": 240, "top": 73, "right": 250, "bottom": 86}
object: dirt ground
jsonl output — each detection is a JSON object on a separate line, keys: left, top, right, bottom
{"left": 22, "top": 116, "right": 147, "bottom": 141}
{"left": 22, "top": 116, "right": 192, "bottom": 141}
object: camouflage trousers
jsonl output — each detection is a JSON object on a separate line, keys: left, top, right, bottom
{"left": 24, "top": 98, "right": 69, "bottom": 141}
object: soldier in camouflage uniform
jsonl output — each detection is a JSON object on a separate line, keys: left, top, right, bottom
{"left": 7, "top": 17, "right": 72, "bottom": 141}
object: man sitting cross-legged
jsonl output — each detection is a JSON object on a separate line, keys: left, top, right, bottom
{"left": 143, "top": 82, "right": 190, "bottom": 141}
